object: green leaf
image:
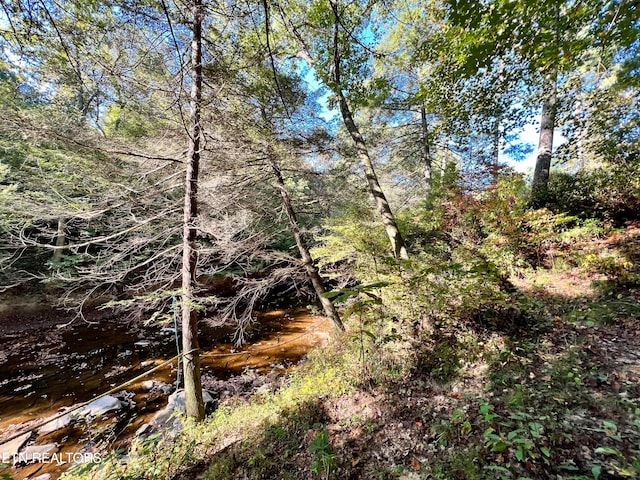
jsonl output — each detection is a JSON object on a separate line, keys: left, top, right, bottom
{"left": 491, "top": 441, "right": 509, "bottom": 453}
{"left": 515, "top": 446, "right": 526, "bottom": 461}
{"left": 323, "top": 289, "right": 354, "bottom": 300}
{"left": 510, "top": 411, "right": 532, "bottom": 421}
{"left": 540, "top": 446, "right": 551, "bottom": 457}
{"left": 591, "top": 465, "right": 601, "bottom": 480}
{"left": 461, "top": 420, "right": 473, "bottom": 435}
{"left": 508, "top": 430, "right": 521, "bottom": 441}
{"left": 482, "top": 427, "right": 496, "bottom": 437}
{"left": 485, "top": 465, "right": 511, "bottom": 475}
{"left": 528, "top": 422, "right": 543, "bottom": 433}
{"left": 594, "top": 446, "right": 621, "bottom": 456}
{"left": 362, "top": 329, "right": 377, "bottom": 340}
{"left": 355, "top": 281, "right": 390, "bottom": 291}
{"left": 338, "top": 293, "right": 357, "bottom": 303}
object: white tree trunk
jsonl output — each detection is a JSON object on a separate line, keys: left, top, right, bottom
{"left": 531, "top": 68, "right": 558, "bottom": 202}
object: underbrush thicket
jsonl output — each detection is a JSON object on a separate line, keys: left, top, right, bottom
{"left": 61, "top": 171, "right": 640, "bottom": 480}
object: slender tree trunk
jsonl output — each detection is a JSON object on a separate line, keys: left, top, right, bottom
{"left": 531, "top": 68, "right": 558, "bottom": 202}
{"left": 52, "top": 217, "right": 66, "bottom": 264}
{"left": 575, "top": 95, "right": 586, "bottom": 169}
{"left": 181, "top": 0, "right": 205, "bottom": 421}
{"left": 420, "top": 105, "right": 432, "bottom": 193}
{"left": 337, "top": 94, "right": 409, "bottom": 260}
{"left": 269, "top": 157, "right": 345, "bottom": 332}
{"left": 490, "top": 115, "right": 501, "bottom": 182}
{"left": 330, "top": 0, "right": 408, "bottom": 260}
{"left": 493, "top": 115, "right": 500, "bottom": 167}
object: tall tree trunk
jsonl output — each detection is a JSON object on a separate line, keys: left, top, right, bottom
{"left": 421, "top": 104, "right": 432, "bottom": 193}
{"left": 181, "top": 0, "right": 205, "bottom": 421}
{"left": 493, "top": 115, "right": 500, "bottom": 167}
{"left": 531, "top": 68, "right": 558, "bottom": 203}
{"left": 269, "top": 156, "right": 345, "bottom": 332}
{"left": 491, "top": 115, "right": 501, "bottom": 182}
{"left": 329, "top": 0, "right": 408, "bottom": 260}
{"left": 52, "top": 217, "right": 66, "bottom": 264}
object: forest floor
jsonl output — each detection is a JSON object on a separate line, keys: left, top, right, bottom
{"left": 172, "top": 225, "right": 640, "bottom": 480}
{"left": 50, "top": 224, "right": 640, "bottom": 480}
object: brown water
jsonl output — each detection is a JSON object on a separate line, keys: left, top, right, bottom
{"left": 0, "top": 308, "right": 331, "bottom": 479}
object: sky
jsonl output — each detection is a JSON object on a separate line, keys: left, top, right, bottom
{"left": 504, "top": 122, "right": 539, "bottom": 173}
{"left": 503, "top": 121, "right": 567, "bottom": 174}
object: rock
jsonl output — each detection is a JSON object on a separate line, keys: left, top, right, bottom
{"left": 134, "top": 423, "right": 152, "bottom": 438}
{"left": 132, "top": 389, "right": 215, "bottom": 439}
{"left": 141, "top": 380, "right": 155, "bottom": 391}
{"left": 160, "top": 327, "right": 177, "bottom": 336}
{"left": 27, "top": 474, "right": 52, "bottom": 480}
{"left": 38, "top": 413, "right": 73, "bottom": 434}
{"left": 255, "top": 383, "right": 272, "bottom": 396}
{"left": 20, "top": 443, "right": 57, "bottom": 463}
{"left": 140, "top": 380, "right": 172, "bottom": 394}
{"left": 78, "top": 395, "right": 122, "bottom": 417}
{"left": 0, "top": 431, "right": 31, "bottom": 457}
{"left": 134, "top": 389, "right": 216, "bottom": 442}
{"left": 150, "top": 389, "right": 214, "bottom": 427}
{"left": 134, "top": 340, "right": 152, "bottom": 348}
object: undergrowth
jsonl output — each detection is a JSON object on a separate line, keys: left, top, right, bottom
{"left": 59, "top": 172, "right": 640, "bottom": 480}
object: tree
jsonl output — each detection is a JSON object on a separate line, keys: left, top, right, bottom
{"left": 259, "top": 0, "right": 344, "bottom": 331}
{"left": 374, "top": 0, "right": 536, "bottom": 194}
{"left": 269, "top": 152, "right": 344, "bottom": 332}
{"left": 531, "top": 68, "right": 558, "bottom": 202}
{"left": 274, "top": 0, "right": 409, "bottom": 260}
{"left": 436, "top": 0, "right": 639, "bottom": 201}
{"left": 328, "top": 0, "right": 408, "bottom": 260}
{"left": 181, "top": 0, "right": 205, "bottom": 421}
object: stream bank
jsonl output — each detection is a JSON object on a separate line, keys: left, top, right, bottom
{"left": 0, "top": 306, "right": 332, "bottom": 480}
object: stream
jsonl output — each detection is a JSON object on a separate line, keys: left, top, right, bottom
{"left": 0, "top": 307, "right": 331, "bottom": 479}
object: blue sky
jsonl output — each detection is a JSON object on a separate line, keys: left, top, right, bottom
{"left": 503, "top": 120, "right": 567, "bottom": 173}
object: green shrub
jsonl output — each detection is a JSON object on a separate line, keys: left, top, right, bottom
{"left": 473, "top": 174, "right": 575, "bottom": 271}
{"left": 545, "top": 166, "right": 640, "bottom": 221}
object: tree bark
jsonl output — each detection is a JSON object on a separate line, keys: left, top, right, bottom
{"left": 52, "top": 217, "right": 66, "bottom": 264}
{"left": 493, "top": 115, "right": 500, "bottom": 167}
{"left": 181, "top": 0, "right": 205, "bottom": 421}
{"left": 421, "top": 104, "right": 432, "bottom": 193}
{"left": 531, "top": 68, "right": 558, "bottom": 203}
{"left": 490, "top": 115, "right": 501, "bottom": 182}
{"left": 330, "top": 0, "right": 409, "bottom": 260}
{"left": 269, "top": 156, "right": 345, "bottom": 332}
